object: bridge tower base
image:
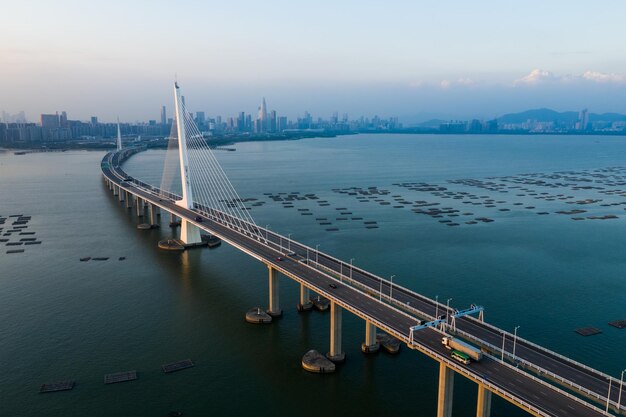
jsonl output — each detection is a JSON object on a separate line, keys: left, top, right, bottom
{"left": 476, "top": 385, "right": 492, "bottom": 417}
{"left": 326, "top": 301, "right": 345, "bottom": 362}
{"left": 267, "top": 266, "right": 282, "bottom": 317}
{"left": 179, "top": 219, "right": 201, "bottom": 244}
{"left": 437, "top": 362, "right": 454, "bottom": 417}
{"left": 361, "top": 320, "right": 380, "bottom": 353}
{"left": 296, "top": 284, "right": 312, "bottom": 311}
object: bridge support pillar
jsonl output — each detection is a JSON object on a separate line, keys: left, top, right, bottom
{"left": 296, "top": 284, "right": 312, "bottom": 311}
{"left": 113, "top": 185, "right": 119, "bottom": 196}
{"left": 179, "top": 219, "right": 201, "bottom": 244}
{"left": 437, "top": 362, "right": 454, "bottom": 417}
{"left": 326, "top": 301, "right": 345, "bottom": 362}
{"left": 267, "top": 266, "right": 282, "bottom": 317}
{"left": 149, "top": 204, "right": 158, "bottom": 226}
{"left": 136, "top": 197, "right": 143, "bottom": 217}
{"left": 476, "top": 385, "right": 492, "bottom": 417}
{"left": 118, "top": 187, "right": 124, "bottom": 202}
{"left": 361, "top": 320, "right": 380, "bottom": 353}
{"left": 125, "top": 191, "right": 132, "bottom": 209}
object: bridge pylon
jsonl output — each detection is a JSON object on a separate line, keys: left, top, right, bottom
{"left": 173, "top": 81, "right": 201, "bottom": 244}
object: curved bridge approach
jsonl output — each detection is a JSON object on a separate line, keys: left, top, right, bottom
{"left": 100, "top": 83, "right": 625, "bottom": 417}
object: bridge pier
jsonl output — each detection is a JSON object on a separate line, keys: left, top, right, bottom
{"left": 136, "top": 197, "right": 144, "bottom": 217}
{"left": 179, "top": 219, "right": 201, "bottom": 244}
{"left": 296, "top": 284, "right": 312, "bottom": 311}
{"left": 437, "top": 362, "right": 454, "bottom": 417}
{"left": 118, "top": 187, "right": 124, "bottom": 202}
{"left": 326, "top": 301, "right": 345, "bottom": 362}
{"left": 361, "top": 320, "right": 380, "bottom": 353}
{"left": 125, "top": 191, "right": 132, "bottom": 209}
{"left": 149, "top": 204, "right": 158, "bottom": 226}
{"left": 267, "top": 266, "right": 282, "bottom": 317}
{"left": 476, "top": 385, "right": 492, "bottom": 417}
{"left": 113, "top": 185, "right": 119, "bottom": 196}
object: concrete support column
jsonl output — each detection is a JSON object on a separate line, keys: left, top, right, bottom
{"left": 361, "top": 320, "right": 380, "bottom": 353}
{"left": 149, "top": 204, "right": 157, "bottom": 225}
{"left": 125, "top": 191, "right": 132, "bottom": 209}
{"left": 136, "top": 197, "right": 143, "bottom": 217}
{"left": 326, "top": 301, "right": 345, "bottom": 362}
{"left": 437, "top": 362, "right": 454, "bottom": 417}
{"left": 118, "top": 187, "right": 124, "bottom": 201}
{"left": 170, "top": 212, "right": 176, "bottom": 223}
{"left": 476, "top": 385, "right": 492, "bottom": 417}
{"left": 179, "top": 219, "right": 201, "bottom": 244}
{"left": 267, "top": 266, "right": 282, "bottom": 317}
{"left": 113, "top": 185, "right": 119, "bottom": 196}
{"left": 296, "top": 284, "right": 312, "bottom": 311}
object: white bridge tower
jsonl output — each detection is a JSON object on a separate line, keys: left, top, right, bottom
{"left": 174, "top": 82, "right": 202, "bottom": 244}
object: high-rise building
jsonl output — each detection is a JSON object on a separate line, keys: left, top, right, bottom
{"left": 577, "top": 109, "right": 589, "bottom": 130}
{"left": 237, "top": 112, "right": 245, "bottom": 131}
{"left": 278, "top": 116, "right": 288, "bottom": 132}
{"left": 161, "top": 106, "right": 167, "bottom": 125}
{"left": 90, "top": 116, "right": 98, "bottom": 126}
{"left": 41, "top": 113, "right": 60, "bottom": 128}
{"left": 269, "top": 110, "right": 277, "bottom": 132}
{"left": 60, "top": 111, "right": 68, "bottom": 128}
{"left": 257, "top": 97, "right": 268, "bottom": 132}
{"left": 196, "top": 111, "right": 206, "bottom": 124}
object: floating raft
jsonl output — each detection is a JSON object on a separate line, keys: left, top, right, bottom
{"left": 162, "top": 359, "right": 194, "bottom": 373}
{"left": 7, "top": 249, "right": 25, "bottom": 254}
{"left": 575, "top": 327, "right": 602, "bottom": 336}
{"left": 104, "top": 370, "right": 137, "bottom": 384}
{"left": 40, "top": 380, "right": 74, "bottom": 393}
{"left": 377, "top": 333, "right": 401, "bottom": 354}
{"left": 608, "top": 319, "right": 626, "bottom": 329}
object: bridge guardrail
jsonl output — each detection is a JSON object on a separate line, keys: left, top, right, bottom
{"left": 104, "top": 149, "right": 620, "bottom": 416}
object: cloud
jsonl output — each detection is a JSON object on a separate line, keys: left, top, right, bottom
{"left": 515, "top": 69, "right": 561, "bottom": 85}
{"left": 515, "top": 69, "right": 625, "bottom": 86}
{"left": 582, "top": 71, "right": 625, "bottom": 83}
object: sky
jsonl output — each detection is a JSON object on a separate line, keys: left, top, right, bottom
{"left": 1, "top": 0, "right": 626, "bottom": 123}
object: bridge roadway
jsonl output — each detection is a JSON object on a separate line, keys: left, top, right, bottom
{"left": 102, "top": 151, "right": 617, "bottom": 417}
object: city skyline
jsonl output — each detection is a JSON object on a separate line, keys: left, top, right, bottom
{"left": 2, "top": 1, "right": 626, "bottom": 121}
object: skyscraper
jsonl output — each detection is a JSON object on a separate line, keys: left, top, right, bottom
{"left": 41, "top": 113, "right": 60, "bottom": 128}
{"left": 161, "top": 106, "right": 167, "bottom": 125}
{"left": 257, "top": 97, "right": 268, "bottom": 132}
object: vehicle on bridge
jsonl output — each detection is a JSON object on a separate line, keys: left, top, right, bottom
{"left": 442, "top": 336, "right": 482, "bottom": 363}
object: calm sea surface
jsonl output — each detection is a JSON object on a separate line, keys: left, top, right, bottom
{"left": 1, "top": 134, "right": 625, "bottom": 417}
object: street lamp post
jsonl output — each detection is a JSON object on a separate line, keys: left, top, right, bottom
{"left": 379, "top": 278, "right": 383, "bottom": 301}
{"left": 607, "top": 378, "right": 613, "bottom": 414}
{"left": 501, "top": 333, "right": 506, "bottom": 362}
{"left": 389, "top": 275, "right": 395, "bottom": 299}
{"left": 315, "top": 244, "right": 320, "bottom": 266}
{"left": 350, "top": 258, "right": 354, "bottom": 281}
{"left": 340, "top": 262, "right": 343, "bottom": 282}
{"left": 446, "top": 298, "right": 453, "bottom": 327}
{"left": 513, "top": 326, "right": 521, "bottom": 360}
{"left": 265, "top": 224, "right": 270, "bottom": 241}
{"left": 435, "top": 295, "right": 439, "bottom": 319}
{"left": 618, "top": 368, "right": 626, "bottom": 412}
{"left": 287, "top": 233, "right": 292, "bottom": 252}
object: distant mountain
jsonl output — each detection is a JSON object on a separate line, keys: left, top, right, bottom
{"left": 497, "top": 108, "right": 626, "bottom": 124}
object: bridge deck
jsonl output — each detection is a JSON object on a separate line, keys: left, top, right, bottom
{"left": 102, "top": 150, "right": 624, "bottom": 417}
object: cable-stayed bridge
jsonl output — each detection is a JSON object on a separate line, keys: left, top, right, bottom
{"left": 101, "top": 83, "right": 625, "bottom": 417}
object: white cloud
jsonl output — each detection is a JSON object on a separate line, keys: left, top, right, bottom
{"left": 515, "top": 69, "right": 560, "bottom": 85}
{"left": 516, "top": 69, "right": 625, "bottom": 86}
{"left": 440, "top": 79, "right": 452, "bottom": 89}
{"left": 582, "top": 71, "right": 625, "bottom": 83}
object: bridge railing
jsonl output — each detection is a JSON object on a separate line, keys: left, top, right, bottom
{"left": 453, "top": 327, "right": 625, "bottom": 413}
{"left": 104, "top": 150, "right": 623, "bottom": 415}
